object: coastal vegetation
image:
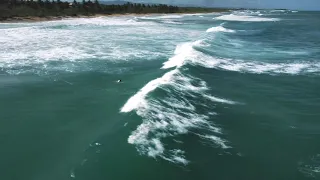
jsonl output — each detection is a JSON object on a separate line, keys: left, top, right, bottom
{"left": 0, "top": 0, "right": 227, "bottom": 21}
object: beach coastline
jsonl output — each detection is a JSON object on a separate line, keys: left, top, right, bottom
{"left": 0, "top": 1, "right": 229, "bottom": 23}
{"left": 0, "top": 12, "right": 223, "bottom": 23}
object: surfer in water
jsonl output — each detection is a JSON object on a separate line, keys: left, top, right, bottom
{"left": 117, "top": 79, "right": 122, "bottom": 83}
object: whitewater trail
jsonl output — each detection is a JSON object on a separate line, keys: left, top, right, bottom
{"left": 159, "top": 36, "right": 320, "bottom": 75}
{"left": 215, "top": 14, "right": 280, "bottom": 22}
{"left": 0, "top": 16, "right": 170, "bottom": 75}
{"left": 120, "top": 20, "right": 320, "bottom": 163}
{"left": 165, "top": 25, "right": 320, "bottom": 75}
{"left": 121, "top": 68, "right": 234, "bottom": 164}
{"left": 206, "top": 25, "right": 236, "bottom": 33}
{"left": 191, "top": 55, "right": 320, "bottom": 75}
{"left": 121, "top": 38, "right": 237, "bottom": 165}
{"left": 117, "top": 9, "right": 320, "bottom": 165}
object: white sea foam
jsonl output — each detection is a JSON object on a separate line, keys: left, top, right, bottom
{"left": 125, "top": 85, "right": 229, "bottom": 164}
{"left": 198, "top": 134, "right": 231, "bottom": 149}
{"left": 298, "top": 154, "right": 320, "bottom": 178}
{"left": 159, "top": 15, "right": 184, "bottom": 19}
{"left": 278, "top": 50, "right": 310, "bottom": 55}
{"left": 162, "top": 97, "right": 195, "bottom": 111}
{"left": 70, "top": 169, "right": 76, "bottom": 178}
{"left": 162, "top": 20, "right": 184, "bottom": 25}
{"left": 203, "top": 94, "right": 237, "bottom": 104}
{"left": 121, "top": 47, "right": 235, "bottom": 164}
{"left": 170, "top": 42, "right": 320, "bottom": 75}
{"left": 206, "top": 25, "right": 236, "bottom": 33}
{"left": 162, "top": 149, "right": 189, "bottom": 165}
{"left": 44, "top": 16, "right": 154, "bottom": 27}
{"left": 159, "top": 38, "right": 320, "bottom": 77}
{"left": 0, "top": 47, "right": 93, "bottom": 64}
{"left": 160, "top": 39, "right": 319, "bottom": 76}
{"left": 0, "top": 17, "right": 172, "bottom": 74}
{"left": 161, "top": 42, "right": 196, "bottom": 69}
{"left": 197, "top": 55, "right": 320, "bottom": 75}
{"left": 270, "top": 10, "right": 286, "bottom": 13}
{"left": 208, "top": 59, "right": 320, "bottom": 75}
{"left": 139, "top": 15, "right": 184, "bottom": 20}
{"left": 121, "top": 69, "right": 177, "bottom": 113}
{"left": 215, "top": 14, "right": 280, "bottom": 22}
{"left": 159, "top": 40, "right": 320, "bottom": 75}
{"left": 160, "top": 40, "right": 210, "bottom": 69}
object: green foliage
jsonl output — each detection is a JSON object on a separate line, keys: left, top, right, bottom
{"left": 0, "top": 0, "right": 227, "bottom": 20}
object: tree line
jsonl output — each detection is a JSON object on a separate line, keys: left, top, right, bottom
{"left": 0, "top": 0, "right": 226, "bottom": 19}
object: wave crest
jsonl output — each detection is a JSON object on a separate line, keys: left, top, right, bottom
{"left": 121, "top": 42, "right": 238, "bottom": 164}
{"left": 206, "top": 25, "right": 236, "bottom": 33}
{"left": 215, "top": 14, "right": 280, "bottom": 22}
{"left": 122, "top": 70, "right": 233, "bottom": 164}
{"left": 166, "top": 41, "right": 320, "bottom": 75}
{"left": 193, "top": 55, "right": 320, "bottom": 75}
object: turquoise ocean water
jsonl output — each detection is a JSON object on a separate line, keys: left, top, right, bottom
{"left": 0, "top": 10, "right": 320, "bottom": 180}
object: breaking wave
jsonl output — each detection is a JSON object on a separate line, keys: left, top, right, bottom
{"left": 121, "top": 40, "right": 237, "bottom": 165}
{"left": 215, "top": 14, "right": 280, "bottom": 22}
{"left": 138, "top": 15, "right": 184, "bottom": 20}
{"left": 121, "top": 69, "right": 234, "bottom": 164}
{"left": 206, "top": 25, "right": 236, "bottom": 33}
{"left": 195, "top": 56, "right": 320, "bottom": 75}
{"left": 121, "top": 31, "right": 319, "bottom": 163}
{"left": 161, "top": 40, "right": 320, "bottom": 75}
{"left": 43, "top": 16, "right": 155, "bottom": 27}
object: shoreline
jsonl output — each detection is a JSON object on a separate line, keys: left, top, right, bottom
{"left": 0, "top": 12, "right": 222, "bottom": 23}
